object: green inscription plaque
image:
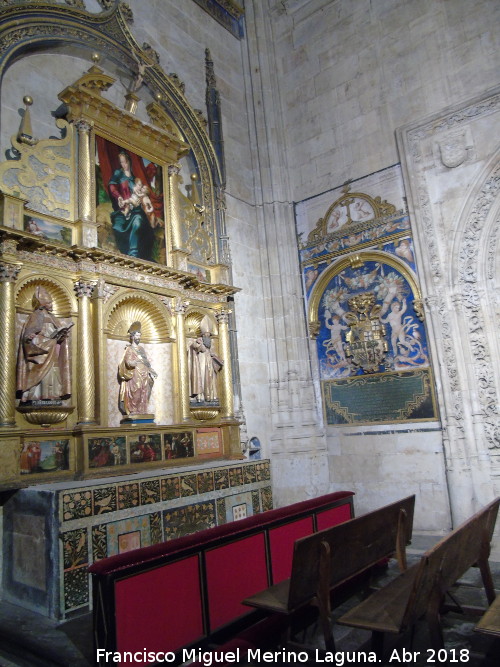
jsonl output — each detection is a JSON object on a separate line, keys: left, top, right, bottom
{"left": 322, "top": 368, "right": 437, "bottom": 425}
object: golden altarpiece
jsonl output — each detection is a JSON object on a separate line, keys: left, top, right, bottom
{"left": 0, "top": 3, "right": 270, "bottom": 620}
{"left": 0, "top": 9, "right": 245, "bottom": 485}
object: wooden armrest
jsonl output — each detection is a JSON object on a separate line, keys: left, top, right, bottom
{"left": 243, "top": 579, "right": 291, "bottom": 614}
{"left": 337, "top": 563, "right": 420, "bottom": 634}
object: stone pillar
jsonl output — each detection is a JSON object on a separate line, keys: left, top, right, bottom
{"left": 0, "top": 261, "right": 21, "bottom": 427}
{"left": 174, "top": 298, "right": 190, "bottom": 422}
{"left": 216, "top": 309, "right": 234, "bottom": 420}
{"left": 74, "top": 279, "right": 97, "bottom": 425}
{"left": 75, "top": 120, "right": 97, "bottom": 247}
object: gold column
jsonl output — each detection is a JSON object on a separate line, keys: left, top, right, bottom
{"left": 168, "top": 164, "right": 182, "bottom": 249}
{"left": 0, "top": 261, "right": 21, "bottom": 427}
{"left": 174, "top": 298, "right": 190, "bottom": 422}
{"left": 76, "top": 120, "right": 93, "bottom": 222}
{"left": 168, "top": 164, "right": 190, "bottom": 270}
{"left": 93, "top": 278, "right": 112, "bottom": 426}
{"left": 216, "top": 309, "right": 234, "bottom": 420}
{"left": 74, "top": 279, "right": 97, "bottom": 424}
{"left": 76, "top": 119, "right": 98, "bottom": 248}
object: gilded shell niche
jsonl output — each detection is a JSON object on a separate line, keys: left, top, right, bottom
{"left": 185, "top": 310, "right": 217, "bottom": 338}
{"left": 106, "top": 293, "right": 171, "bottom": 343}
{"left": 16, "top": 277, "right": 74, "bottom": 317}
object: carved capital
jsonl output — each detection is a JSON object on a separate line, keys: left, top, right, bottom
{"left": 0, "top": 262, "right": 21, "bottom": 283}
{"left": 74, "top": 119, "right": 92, "bottom": 134}
{"left": 168, "top": 164, "right": 181, "bottom": 177}
{"left": 162, "top": 295, "right": 190, "bottom": 315}
{"left": 95, "top": 278, "right": 119, "bottom": 302}
{"left": 174, "top": 296, "right": 190, "bottom": 315}
{"left": 74, "top": 278, "right": 97, "bottom": 298}
{"left": 216, "top": 309, "right": 231, "bottom": 325}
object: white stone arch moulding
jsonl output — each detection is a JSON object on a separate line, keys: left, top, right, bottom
{"left": 452, "top": 151, "right": 500, "bottom": 453}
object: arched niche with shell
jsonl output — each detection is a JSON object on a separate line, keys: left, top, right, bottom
{"left": 104, "top": 291, "right": 174, "bottom": 427}
{"left": 184, "top": 309, "right": 219, "bottom": 339}
{"left": 14, "top": 276, "right": 77, "bottom": 427}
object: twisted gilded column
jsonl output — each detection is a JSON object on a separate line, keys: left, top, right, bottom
{"left": 174, "top": 298, "right": 190, "bottom": 422}
{"left": 74, "top": 279, "right": 97, "bottom": 424}
{"left": 168, "top": 164, "right": 182, "bottom": 249}
{"left": 76, "top": 120, "right": 92, "bottom": 222}
{"left": 76, "top": 119, "right": 98, "bottom": 248}
{"left": 0, "top": 262, "right": 21, "bottom": 427}
{"left": 216, "top": 309, "right": 234, "bottom": 420}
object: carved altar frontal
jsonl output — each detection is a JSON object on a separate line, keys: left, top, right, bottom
{"left": 2, "top": 459, "right": 272, "bottom": 619}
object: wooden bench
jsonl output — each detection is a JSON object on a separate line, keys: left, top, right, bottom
{"left": 475, "top": 594, "right": 500, "bottom": 638}
{"left": 337, "top": 496, "right": 499, "bottom": 657}
{"left": 89, "top": 490, "right": 354, "bottom": 665}
{"left": 243, "top": 495, "right": 415, "bottom": 651}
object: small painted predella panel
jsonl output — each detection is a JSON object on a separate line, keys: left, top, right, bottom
{"left": 129, "top": 433, "right": 162, "bottom": 464}
{"left": 20, "top": 438, "right": 70, "bottom": 474}
{"left": 23, "top": 214, "right": 72, "bottom": 246}
{"left": 163, "top": 431, "right": 195, "bottom": 460}
{"left": 95, "top": 136, "right": 166, "bottom": 263}
{"left": 88, "top": 436, "right": 126, "bottom": 469}
{"left": 195, "top": 428, "right": 221, "bottom": 458}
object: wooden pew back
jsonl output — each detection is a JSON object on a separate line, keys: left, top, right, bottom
{"left": 405, "top": 495, "right": 499, "bottom": 627}
{"left": 288, "top": 494, "right": 415, "bottom": 611}
{"left": 337, "top": 496, "right": 500, "bottom": 653}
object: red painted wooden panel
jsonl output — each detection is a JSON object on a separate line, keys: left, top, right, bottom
{"left": 316, "top": 502, "right": 352, "bottom": 531}
{"left": 115, "top": 555, "right": 203, "bottom": 655}
{"left": 268, "top": 516, "right": 314, "bottom": 583}
{"left": 205, "top": 533, "right": 268, "bottom": 630}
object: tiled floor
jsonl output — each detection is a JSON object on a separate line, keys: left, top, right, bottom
{"left": 0, "top": 533, "right": 498, "bottom": 666}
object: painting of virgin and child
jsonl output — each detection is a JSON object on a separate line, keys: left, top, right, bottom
{"left": 95, "top": 136, "right": 166, "bottom": 263}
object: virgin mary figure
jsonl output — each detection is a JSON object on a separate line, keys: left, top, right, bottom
{"left": 96, "top": 138, "right": 164, "bottom": 261}
{"left": 108, "top": 150, "right": 154, "bottom": 259}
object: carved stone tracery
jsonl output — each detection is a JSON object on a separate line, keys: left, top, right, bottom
{"left": 400, "top": 88, "right": 500, "bottom": 496}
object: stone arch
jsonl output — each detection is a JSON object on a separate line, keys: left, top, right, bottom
{"left": 0, "top": 2, "right": 223, "bottom": 257}
{"left": 451, "top": 153, "right": 500, "bottom": 451}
